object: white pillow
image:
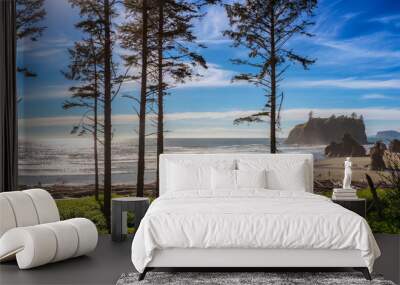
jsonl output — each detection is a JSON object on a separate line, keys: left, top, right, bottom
{"left": 167, "top": 159, "right": 236, "bottom": 192}
{"left": 168, "top": 162, "right": 211, "bottom": 191}
{"left": 237, "top": 169, "right": 267, "bottom": 189}
{"left": 238, "top": 159, "right": 307, "bottom": 191}
{"left": 267, "top": 161, "right": 306, "bottom": 191}
{"left": 211, "top": 168, "right": 237, "bottom": 191}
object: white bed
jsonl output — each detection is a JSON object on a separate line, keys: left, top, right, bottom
{"left": 131, "top": 154, "right": 380, "bottom": 280}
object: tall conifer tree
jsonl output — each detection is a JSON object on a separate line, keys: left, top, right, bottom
{"left": 62, "top": 34, "right": 103, "bottom": 201}
{"left": 16, "top": 0, "right": 46, "bottom": 77}
{"left": 153, "top": 0, "right": 212, "bottom": 196}
{"left": 120, "top": 0, "right": 211, "bottom": 197}
{"left": 68, "top": 0, "right": 121, "bottom": 231}
{"left": 120, "top": 0, "right": 157, "bottom": 197}
{"left": 225, "top": 0, "right": 317, "bottom": 153}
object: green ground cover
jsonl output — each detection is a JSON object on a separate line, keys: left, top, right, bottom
{"left": 321, "top": 188, "right": 400, "bottom": 234}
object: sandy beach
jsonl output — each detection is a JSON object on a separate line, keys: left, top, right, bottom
{"left": 314, "top": 156, "right": 384, "bottom": 186}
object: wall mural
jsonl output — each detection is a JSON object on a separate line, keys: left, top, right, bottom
{"left": 17, "top": 0, "right": 400, "bottom": 233}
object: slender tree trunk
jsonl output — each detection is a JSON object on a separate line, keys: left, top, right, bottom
{"left": 156, "top": 1, "right": 164, "bottom": 198}
{"left": 136, "top": 0, "right": 148, "bottom": 197}
{"left": 103, "top": 0, "right": 112, "bottom": 231}
{"left": 93, "top": 60, "right": 99, "bottom": 201}
{"left": 269, "top": 4, "right": 276, "bottom": 154}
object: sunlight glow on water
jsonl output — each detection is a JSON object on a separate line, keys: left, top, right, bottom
{"left": 18, "top": 138, "right": 328, "bottom": 186}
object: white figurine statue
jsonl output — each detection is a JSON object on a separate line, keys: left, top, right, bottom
{"left": 343, "top": 157, "right": 352, "bottom": 189}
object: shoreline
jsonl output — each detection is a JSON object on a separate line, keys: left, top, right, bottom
{"left": 18, "top": 179, "right": 388, "bottom": 200}
{"left": 17, "top": 157, "right": 391, "bottom": 199}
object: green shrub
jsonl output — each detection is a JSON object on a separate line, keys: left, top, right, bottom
{"left": 57, "top": 196, "right": 108, "bottom": 234}
{"left": 358, "top": 188, "right": 400, "bottom": 234}
{"left": 317, "top": 188, "right": 400, "bottom": 234}
{"left": 56, "top": 194, "right": 137, "bottom": 234}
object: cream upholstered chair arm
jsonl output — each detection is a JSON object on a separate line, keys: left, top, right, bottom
{"left": 0, "top": 218, "right": 98, "bottom": 269}
{"left": 0, "top": 226, "right": 57, "bottom": 269}
{"left": 0, "top": 189, "right": 98, "bottom": 269}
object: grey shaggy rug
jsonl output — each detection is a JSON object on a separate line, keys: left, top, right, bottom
{"left": 116, "top": 272, "right": 395, "bottom": 285}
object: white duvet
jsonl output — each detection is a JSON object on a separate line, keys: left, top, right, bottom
{"left": 131, "top": 190, "right": 380, "bottom": 273}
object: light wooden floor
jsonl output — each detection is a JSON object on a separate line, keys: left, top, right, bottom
{"left": 0, "top": 234, "right": 398, "bottom": 285}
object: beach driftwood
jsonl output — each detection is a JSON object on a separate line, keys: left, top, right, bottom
{"left": 18, "top": 183, "right": 156, "bottom": 199}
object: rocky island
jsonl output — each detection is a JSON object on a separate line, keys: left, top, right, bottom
{"left": 285, "top": 114, "right": 367, "bottom": 145}
{"left": 376, "top": 130, "right": 400, "bottom": 141}
{"left": 325, "top": 133, "right": 366, "bottom": 157}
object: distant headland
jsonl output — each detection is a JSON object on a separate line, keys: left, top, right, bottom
{"left": 375, "top": 130, "right": 400, "bottom": 141}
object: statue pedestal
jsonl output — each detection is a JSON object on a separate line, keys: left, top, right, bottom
{"left": 332, "top": 188, "right": 358, "bottom": 200}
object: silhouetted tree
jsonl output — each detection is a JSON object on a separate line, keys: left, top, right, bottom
{"left": 62, "top": 35, "right": 104, "bottom": 201}
{"left": 16, "top": 0, "right": 46, "bottom": 77}
{"left": 137, "top": 0, "right": 149, "bottom": 197}
{"left": 119, "top": 0, "right": 152, "bottom": 197}
{"left": 308, "top": 111, "right": 313, "bottom": 121}
{"left": 153, "top": 0, "right": 212, "bottom": 196}
{"left": 225, "top": 0, "right": 317, "bottom": 153}
{"left": 120, "top": 0, "right": 211, "bottom": 197}
{"left": 68, "top": 0, "right": 122, "bottom": 232}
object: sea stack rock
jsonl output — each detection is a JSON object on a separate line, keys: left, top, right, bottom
{"left": 325, "top": 133, "right": 366, "bottom": 157}
{"left": 370, "top": 141, "right": 387, "bottom": 170}
{"left": 286, "top": 114, "right": 367, "bottom": 145}
{"left": 389, "top": 139, "right": 400, "bottom": 153}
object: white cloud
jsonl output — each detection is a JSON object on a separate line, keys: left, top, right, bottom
{"left": 286, "top": 77, "right": 400, "bottom": 89}
{"left": 361, "top": 93, "right": 392, "bottom": 100}
{"left": 194, "top": 5, "right": 231, "bottom": 44}
{"left": 19, "top": 107, "right": 400, "bottom": 129}
{"left": 20, "top": 63, "right": 242, "bottom": 101}
{"left": 18, "top": 110, "right": 256, "bottom": 128}
{"left": 21, "top": 84, "right": 72, "bottom": 100}
{"left": 18, "top": 37, "right": 72, "bottom": 58}
{"left": 29, "top": 48, "right": 64, "bottom": 58}
{"left": 175, "top": 63, "right": 247, "bottom": 89}
{"left": 368, "top": 14, "right": 400, "bottom": 26}
{"left": 314, "top": 33, "right": 400, "bottom": 61}
{"left": 342, "top": 12, "right": 362, "bottom": 21}
{"left": 165, "top": 127, "right": 266, "bottom": 139}
{"left": 305, "top": 6, "right": 400, "bottom": 70}
{"left": 280, "top": 108, "right": 400, "bottom": 121}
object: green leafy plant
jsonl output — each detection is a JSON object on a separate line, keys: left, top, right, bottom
{"left": 56, "top": 194, "right": 136, "bottom": 234}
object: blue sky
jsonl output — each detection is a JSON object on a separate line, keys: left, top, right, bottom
{"left": 17, "top": 0, "right": 400, "bottom": 140}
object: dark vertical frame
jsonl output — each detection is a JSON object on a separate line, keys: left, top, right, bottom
{"left": 0, "top": 0, "right": 18, "bottom": 192}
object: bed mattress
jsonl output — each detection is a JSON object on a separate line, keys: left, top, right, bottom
{"left": 131, "top": 190, "right": 380, "bottom": 273}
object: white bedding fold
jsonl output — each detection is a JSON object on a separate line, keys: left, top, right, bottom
{"left": 131, "top": 190, "right": 380, "bottom": 273}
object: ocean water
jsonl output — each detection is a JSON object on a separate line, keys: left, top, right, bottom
{"left": 18, "top": 138, "right": 327, "bottom": 186}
